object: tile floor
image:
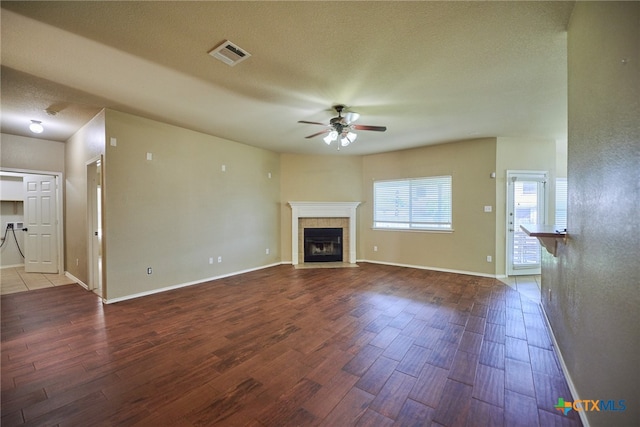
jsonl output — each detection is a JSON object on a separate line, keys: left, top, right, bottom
{"left": 499, "top": 275, "right": 541, "bottom": 302}
{"left": 0, "top": 266, "right": 76, "bottom": 295}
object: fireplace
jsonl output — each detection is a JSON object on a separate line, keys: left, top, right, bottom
{"left": 288, "top": 201, "right": 361, "bottom": 265}
{"left": 304, "top": 228, "right": 343, "bottom": 262}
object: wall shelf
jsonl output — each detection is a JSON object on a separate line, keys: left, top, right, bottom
{"left": 521, "top": 224, "right": 567, "bottom": 257}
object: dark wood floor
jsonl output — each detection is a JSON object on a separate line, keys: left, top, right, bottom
{"left": 1, "top": 263, "right": 582, "bottom": 426}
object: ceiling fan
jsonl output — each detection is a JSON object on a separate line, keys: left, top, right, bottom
{"left": 298, "top": 105, "right": 387, "bottom": 148}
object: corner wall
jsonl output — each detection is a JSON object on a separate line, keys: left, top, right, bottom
{"left": 65, "top": 110, "right": 106, "bottom": 283}
{"left": 543, "top": 3, "right": 639, "bottom": 426}
{"left": 279, "top": 154, "right": 364, "bottom": 264}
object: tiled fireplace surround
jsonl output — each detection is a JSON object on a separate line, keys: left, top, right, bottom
{"left": 288, "top": 202, "right": 360, "bottom": 265}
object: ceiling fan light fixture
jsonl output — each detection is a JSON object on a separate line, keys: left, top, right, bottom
{"left": 324, "top": 130, "right": 338, "bottom": 144}
{"left": 299, "top": 105, "right": 386, "bottom": 149}
{"left": 341, "top": 132, "right": 357, "bottom": 146}
{"left": 29, "top": 120, "right": 44, "bottom": 134}
{"left": 345, "top": 112, "right": 360, "bottom": 123}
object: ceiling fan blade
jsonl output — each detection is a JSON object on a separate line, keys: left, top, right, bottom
{"left": 352, "top": 124, "right": 387, "bottom": 132}
{"left": 298, "top": 120, "right": 327, "bottom": 126}
{"left": 304, "top": 130, "right": 330, "bottom": 139}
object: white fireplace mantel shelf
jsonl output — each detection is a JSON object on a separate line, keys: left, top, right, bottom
{"left": 289, "top": 201, "right": 361, "bottom": 265}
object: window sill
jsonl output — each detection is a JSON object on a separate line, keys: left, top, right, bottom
{"left": 372, "top": 227, "right": 454, "bottom": 233}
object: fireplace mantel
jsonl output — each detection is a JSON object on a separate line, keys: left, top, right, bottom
{"left": 289, "top": 202, "right": 361, "bottom": 265}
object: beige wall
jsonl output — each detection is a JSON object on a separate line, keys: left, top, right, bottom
{"left": 0, "top": 133, "right": 66, "bottom": 172}
{"left": 495, "top": 137, "right": 557, "bottom": 276}
{"left": 280, "top": 154, "right": 363, "bottom": 263}
{"left": 543, "top": 3, "right": 639, "bottom": 426}
{"left": 103, "top": 110, "right": 280, "bottom": 300}
{"left": 361, "top": 138, "right": 497, "bottom": 275}
{"left": 556, "top": 138, "right": 568, "bottom": 178}
{"left": 64, "top": 110, "right": 106, "bottom": 283}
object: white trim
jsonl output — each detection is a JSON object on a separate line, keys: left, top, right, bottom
{"left": 372, "top": 227, "right": 454, "bottom": 233}
{"left": 360, "top": 259, "right": 498, "bottom": 279}
{"left": 0, "top": 263, "right": 25, "bottom": 269}
{"left": 289, "top": 202, "right": 361, "bottom": 265}
{"left": 65, "top": 271, "right": 88, "bottom": 290}
{"left": 540, "top": 304, "right": 589, "bottom": 426}
{"left": 85, "top": 155, "right": 103, "bottom": 294}
{"left": 103, "top": 262, "right": 283, "bottom": 304}
{"left": 506, "top": 170, "right": 548, "bottom": 276}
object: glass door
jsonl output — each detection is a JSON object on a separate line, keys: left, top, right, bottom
{"left": 507, "top": 171, "right": 547, "bottom": 276}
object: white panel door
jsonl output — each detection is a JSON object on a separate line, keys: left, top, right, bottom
{"left": 24, "top": 174, "right": 58, "bottom": 273}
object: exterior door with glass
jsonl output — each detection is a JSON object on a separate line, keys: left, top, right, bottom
{"left": 507, "top": 171, "right": 547, "bottom": 276}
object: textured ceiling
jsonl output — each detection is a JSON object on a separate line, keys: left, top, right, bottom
{"left": 0, "top": 1, "right": 574, "bottom": 155}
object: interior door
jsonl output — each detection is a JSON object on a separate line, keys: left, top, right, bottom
{"left": 506, "top": 171, "right": 547, "bottom": 276}
{"left": 24, "top": 174, "right": 58, "bottom": 273}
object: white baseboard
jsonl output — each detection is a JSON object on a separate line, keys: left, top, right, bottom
{"left": 358, "top": 259, "right": 499, "bottom": 279}
{"left": 540, "top": 304, "right": 589, "bottom": 427}
{"left": 65, "top": 271, "right": 88, "bottom": 290}
{"left": 103, "top": 262, "right": 284, "bottom": 304}
{"left": 0, "top": 263, "right": 25, "bottom": 269}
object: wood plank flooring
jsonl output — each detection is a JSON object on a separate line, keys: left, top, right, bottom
{"left": 1, "top": 263, "right": 582, "bottom": 426}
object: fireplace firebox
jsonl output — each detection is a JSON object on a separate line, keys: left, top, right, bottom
{"left": 304, "top": 228, "right": 343, "bottom": 262}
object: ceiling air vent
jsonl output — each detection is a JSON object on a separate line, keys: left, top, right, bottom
{"left": 208, "top": 40, "right": 251, "bottom": 66}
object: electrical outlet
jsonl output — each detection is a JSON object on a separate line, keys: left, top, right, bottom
{"left": 486, "top": 255, "right": 492, "bottom": 262}
{"left": 484, "top": 205, "right": 492, "bottom": 212}
{"left": 209, "top": 257, "right": 214, "bottom": 264}
{"left": 6, "top": 223, "right": 13, "bottom": 229}
{"left": 217, "top": 256, "right": 222, "bottom": 263}
{"left": 147, "top": 267, "right": 152, "bottom": 274}
{"left": 374, "top": 246, "right": 378, "bottom": 252}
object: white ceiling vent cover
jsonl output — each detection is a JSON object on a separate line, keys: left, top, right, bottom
{"left": 208, "top": 40, "right": 251, "bottom": 66}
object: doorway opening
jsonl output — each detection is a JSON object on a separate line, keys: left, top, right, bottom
{"left": 87, "top": 157, "right": 103, "bottom": 298}
{"left": 0, "top": 170, "right": 63, "bottom": 274}
{"left": 506, "top": 171, "right": 547, "bottom": 276}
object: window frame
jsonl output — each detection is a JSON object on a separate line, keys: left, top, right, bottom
{"left": 373, "top": 175, "right": 453, "bottom": 232}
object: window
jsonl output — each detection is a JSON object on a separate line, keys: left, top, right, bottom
{"left": 555, "top": 178, "right": 567, "bottom": 230}
{"left": 374, "top": 176, "right": 452, "bottom": 231}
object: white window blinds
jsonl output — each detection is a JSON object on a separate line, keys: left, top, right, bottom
{"left": 555, "top": 178, "right": 567, "bottom": 230}
{"left": 374, "top": 176, "right": 452, "bottom": 230}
